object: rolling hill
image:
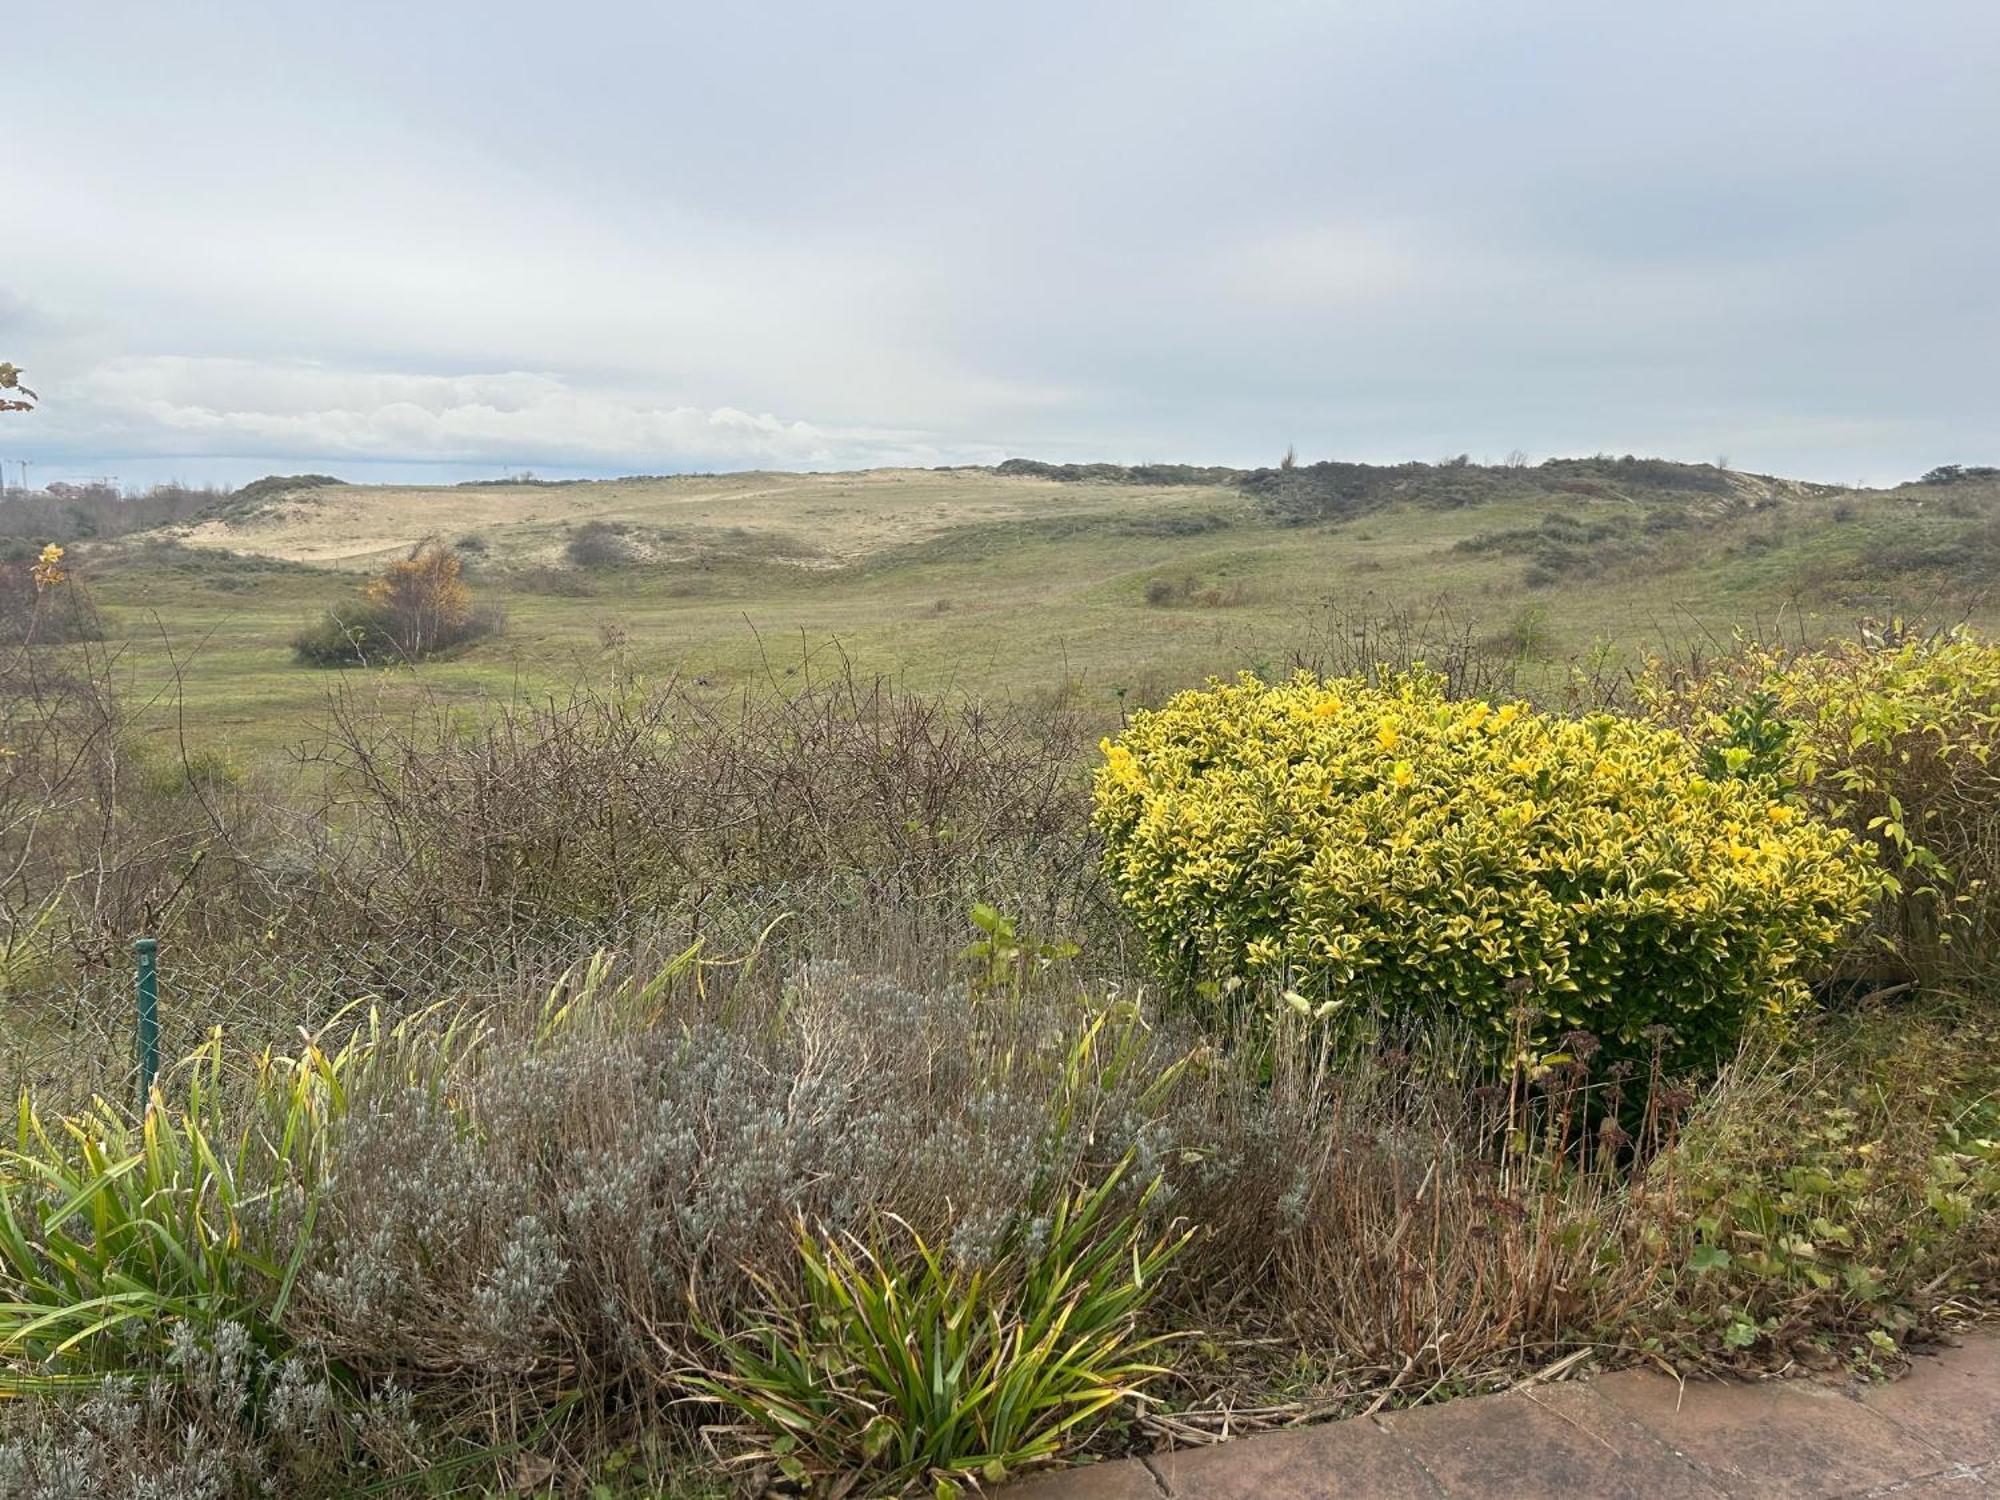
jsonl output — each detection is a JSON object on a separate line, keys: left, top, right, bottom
{"left": 63, "top": 456, "right": 2000, "bottom": 762}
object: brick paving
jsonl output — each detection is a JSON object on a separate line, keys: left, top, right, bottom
{"left": 1009, "top": 1335, "right": 2000, "bottom": 1499}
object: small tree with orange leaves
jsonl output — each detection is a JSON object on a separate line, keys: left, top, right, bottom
{"left": 366, "top": 542, "right": 472, "bottom": 658}
{"left": 295, "top": 539, "right": 499, "bottom": 665}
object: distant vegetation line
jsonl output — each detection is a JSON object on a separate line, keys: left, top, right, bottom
{"left": 2, "top": 449, "right": 1992, "bottom": 557}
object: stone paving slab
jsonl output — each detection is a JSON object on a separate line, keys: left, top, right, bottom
{"left": 1151, "top": 1414, "right": 1443, "bottom": 1499}
{"left": 1376, "top": 1382, "right": 1724, "bottom": 1499}
{"left": 1590, "top": 1365, "right": 1935, "bottom": 1498}
{"left": 1852, "top": 1336, "right": 2000, "bottom": 1468}
{"left": 1007, "top": 1335, "right": 2000, "bottom": 1499}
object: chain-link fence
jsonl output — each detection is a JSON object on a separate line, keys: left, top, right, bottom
{"left": 1, "top": 913, "right": 713, "bottom": 1113}
{"left": 0, "top": 880, "right": 1107, "bottom": 1115}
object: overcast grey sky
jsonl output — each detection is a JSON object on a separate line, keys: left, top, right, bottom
{"left": 6, "top": 1, "right": 1996, "bottom": 487}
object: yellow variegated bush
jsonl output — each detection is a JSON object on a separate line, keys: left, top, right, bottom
{"left": 1093, "top": 671, "right": 1880, "bottom": 1073}
{"left": 1641, "top": 629, "right": 2000, "bottom": 984}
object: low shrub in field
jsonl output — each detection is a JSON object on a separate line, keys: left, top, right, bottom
{"left": 1642, "top": 628, "right": 2000, "bottom": 985}
{"left": 291, "top": 600, "right": 400, "bottom": 665}
{"left": 1143, "top": 573, "right": 1245, "bottom": 608}
{"left": 293, "top": 543, "right": 502, "bottom": 665}
{"left": 564, "top": 518, "right": 639, "bottom": 568}
{"left": 1093, "top": 670, "right": 1879, "bottom": 1073}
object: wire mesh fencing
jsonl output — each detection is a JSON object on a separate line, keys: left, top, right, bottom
{"left": 0, "top": 912, "right": 710, "bottom": 1113}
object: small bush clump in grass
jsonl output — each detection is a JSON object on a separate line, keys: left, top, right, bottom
{"left": 1458, "top": 510, "right": 1655, "bottom": 586}
{"left": 293, "top": 542, "right": 501, "bottom": 665}
{"left": 564, "top": 518, "right": 639, "bottom": 569}
{"left": 1479, "top": 603, "right": 1558, "bottom": 663}
{"left": 290, "top": 603, "right": 398, "bottom": 665}
{"left": 509, "top": 562, "right": 596, "bottom": 597}
{"left": 1143, "top": 573, "right": 1246, "bottom": 608}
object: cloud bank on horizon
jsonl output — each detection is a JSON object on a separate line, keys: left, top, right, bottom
{"left": 5, "top": 1, "right": 1996, "bottom": 488}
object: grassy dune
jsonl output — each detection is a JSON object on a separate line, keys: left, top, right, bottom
{"left": 69, "top": 462, "right": 2000, "bottom": 763}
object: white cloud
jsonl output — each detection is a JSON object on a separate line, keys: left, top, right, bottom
{"left": 2, "top": 1, "right": 1995, "bottom": 487}
{"left": 42, "top": 357, "right": 996, "bottom": 473}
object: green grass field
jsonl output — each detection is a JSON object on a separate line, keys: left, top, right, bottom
{"left": 69, "top": 462, "right": 2000, "bottom": 768}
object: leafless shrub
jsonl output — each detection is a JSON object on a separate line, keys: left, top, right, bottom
{"left": 564, "top": 519, "right": 638, "bottom": 569}
{"left": 1285, "top": 594, "right": 1519, "bottom": 701}
{"left": 0, "top": 623, "right": 276, "bottom": 990}
{"left": 287, "top": 654, "right": 1102, "bottom": 948}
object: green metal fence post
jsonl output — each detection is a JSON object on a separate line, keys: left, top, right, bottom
{"left": 135, "top": 936, "right": 159, "bottom": 1110}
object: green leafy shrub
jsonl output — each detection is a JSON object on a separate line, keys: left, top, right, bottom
{"left": 290, "top": 602, "right": 399, "bottom": 665}
{"left": 1093, "top": 670, "right": 1879, "bottom": 1073}
{"left": 701, "top": 1164, "right": 1185, "bottom": 1495}
{"left": 291, "top": 598, "right": 503, "bottom": 666}
{"left": 960, "top": 901, "right": 1079, "bottom": 1002}
{"left": 1643, "top": 629, "right": 2000, "bottom": 983}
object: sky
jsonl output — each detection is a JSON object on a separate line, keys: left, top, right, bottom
{"left": 4, "top": 1, "right": 1996, "bottom": 489}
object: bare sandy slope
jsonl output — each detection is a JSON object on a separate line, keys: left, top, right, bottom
{"left": 170, "top": 468, "right": 1245, "bottom": 571}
